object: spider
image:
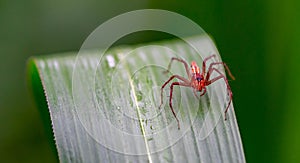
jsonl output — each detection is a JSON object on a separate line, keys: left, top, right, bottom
{"left": 159, "top": 54, "right": 235, "bottom": 129}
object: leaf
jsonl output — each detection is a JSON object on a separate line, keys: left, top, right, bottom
{"left": 28, "top": 35, "right": 245, "bottom": 162}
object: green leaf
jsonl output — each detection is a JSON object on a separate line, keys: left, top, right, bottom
{"left": 28, "top": 35, "right": 245, "bottom": 162}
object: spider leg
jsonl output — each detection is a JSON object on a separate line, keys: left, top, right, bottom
{"left": 169, "top": 81, "right": 190, "bottom": 129}
{"left": 202, "top": 54, "right": 217, "bottom": 74}
{"left": 159, "top": 75, "right": 190, "bottom": 109}
{"left": 193, "top": 87, "right": 206, "bottom": 99}
{"left": 163, "top": 57, "right": 190, "bottom": 79}
{"left": 206, "top": 61, "right": 235, "bottom": 81}
{"left": 200, "top": 87, "right": 207, "bottom": 96}
{"left": 206, "top": 68, "right": 233, "bottom": 121}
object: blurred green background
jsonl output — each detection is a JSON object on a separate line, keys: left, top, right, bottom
{"left": 1, "top": 0, "right": 299, "bottom": 162}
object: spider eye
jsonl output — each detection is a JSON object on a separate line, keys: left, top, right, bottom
{"left": 196, "top": 77, "right": 202, "bottom": 81}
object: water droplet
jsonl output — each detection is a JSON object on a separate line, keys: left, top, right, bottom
{"left": 146, "top": 75, "right": 153, "bottom": 85}
{"left": 136, "top": 90, "right": 143, "bottom": 101}
{"left": 140, "top": 107, "right": 147, "bottom": 115}
{"left": 150, "top": 125, "right": 154, "bottom": 130}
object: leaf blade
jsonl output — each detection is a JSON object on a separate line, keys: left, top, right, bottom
{"left": 29, "top": 35, "right": 245, "bottom": 162}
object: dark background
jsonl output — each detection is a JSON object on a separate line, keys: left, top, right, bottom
{"left": 1, "top": 0, "right": 299, "bottom": 162}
